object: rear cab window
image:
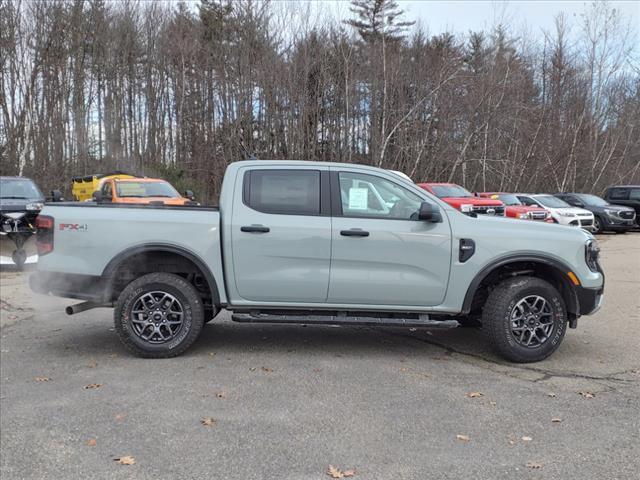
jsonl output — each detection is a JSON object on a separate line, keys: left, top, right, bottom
{"left": 608, "top": 188, "right": 629, "bottom": 200}
{"left": 243, "top": 169, "right": 322, "bottom": 215}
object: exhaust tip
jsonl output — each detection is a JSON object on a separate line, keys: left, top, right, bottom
{"left": 65, "top": 306, "right": 74, "bottom": 315}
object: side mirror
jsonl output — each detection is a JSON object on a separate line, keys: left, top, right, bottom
{"left": 92, "top": 190, "right": 104, "bottom": 203}
{"left": 184, "top": 189, "right": 195, "bottom": 201}
{"left": 50, "top": 190, "right": 63, "bottom": 202}
{"left": 417, "top": 202, "right": 442, "bottom": 222}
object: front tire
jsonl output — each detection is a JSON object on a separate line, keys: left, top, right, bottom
{"left": 114, "top": 273, "right": 205, "bottom": 358}
{"left": 482, "top": 276, "right": 567, "bottom": 363}
{"left": 593, "top": 216, "right": 603, "bottom": 234}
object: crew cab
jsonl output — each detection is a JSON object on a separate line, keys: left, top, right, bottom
{"left": 517, "top": 194, "right": 595, "bottom": 231}
{"left": 418, "top": 183, "right": 504, "bottom": 216}
{"left": 476, "top": 192, "right": 552, "bottom": 222}
{"left": 30, "top": 161, "right": 604, "bottom": 363}
{"left": 553, "top": 193, "right": 636, "bottom": 234}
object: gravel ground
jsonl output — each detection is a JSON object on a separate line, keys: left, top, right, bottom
{"left": 1, "top": 233, "right": 639, "bottom": 480}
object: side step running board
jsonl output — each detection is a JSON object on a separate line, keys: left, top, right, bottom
{"left": 231, "top": 312, "right": 459, "bottom": 329}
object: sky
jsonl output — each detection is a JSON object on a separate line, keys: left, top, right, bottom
{"left": 299, "top": 0, "right": 639, "bottom": 37}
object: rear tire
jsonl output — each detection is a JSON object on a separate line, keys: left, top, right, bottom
{"left": 114, "top": 273, "right": 205, "bottom": 358}
{"left": 482, "top": 276, "right": 567, "bottom": 363}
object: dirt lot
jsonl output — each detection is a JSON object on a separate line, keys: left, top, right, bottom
{"left": 1, "top": 233, "right": 639, "bottom": 479}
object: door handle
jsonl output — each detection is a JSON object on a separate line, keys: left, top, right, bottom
{"left": 340, "top": 229, "right": 369, "bottom": 237}
{"left": 241, "top": 225, "right": 270, "bottom": 233}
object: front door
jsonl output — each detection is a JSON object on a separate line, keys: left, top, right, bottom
{"left": 231, "top": 167, "right": 332, "bottom": 303}
{"left": 328, "top": 169, "right": 451, "bottom": 307}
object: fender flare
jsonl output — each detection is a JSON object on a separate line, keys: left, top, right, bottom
{"left": 461, "top": 253, "right": 579, "bottom": 315}
{"left": 102, "top": 243, "right": 220, "bottom": 306}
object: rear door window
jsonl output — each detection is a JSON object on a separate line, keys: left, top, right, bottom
{"left": 629, "top": 188, "right": 640, "bottom": 200}
{"left": 244, "top": 170, "right": 320, "bottom": 215}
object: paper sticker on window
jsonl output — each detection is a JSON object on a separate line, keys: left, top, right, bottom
{"left": 348, "top": 187, "right": 369, "bottom": 210}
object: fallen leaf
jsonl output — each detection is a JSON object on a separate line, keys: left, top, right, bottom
{"left": 86, "top": 439, "right": 97, "bottom": 446}
{"left": 551, "top": 417, "right": 562, "bottom": 423}
{"left": 521, "top": 436, "right": 532, "bottom": 442}
{"left": 201, "top": 417, "right": 216, "bottom": 427}
{"left": 114, "top": 413, "right": 126, "bottom": 421}
{"left": 489, "top": 401, "right": 497, "bottom": 406}
{"left": 249, "top": 367, "right": 257, "bottom": 371}
{"left": 86, "top": 362, "right": 97, "bottom": 368}
{"left": 208, "top": 352, "right": 216, "bottom": 357}
{"left": 399, "top": 367, "right": 408, "bottom": 373}
{"left": 578, "top": 391, "right": 595, "bottom": 399}
{"left": 526, "top": 462, "right": 542, "bottom": 469}
{"left": 84, "top": 383, "right": 102, "bottom": 390}
{"left": 109, "top": 353, "right": 118, "bottom": 358}
{"left": 547, "top": 392, "right": 556, "bottom": 398}
{"left": 114, "top": 456, "right": 135, "bottom": 465}
{"left": 327, "top": 465, "right": 355, "bottom": 478}
{"left": 508, "top": 440, "right": 515, "bottom": 445}
{"left": 261, "top": 367, "right": 273, "bottom": 373}
{"left": 34, "top": 376, "right": 51, "bottom": 382}
{"left": 456, "top": 434, "right": 470, "bottom": 442}
{"left": 216, "top": 392, "right": 226, "bottom": 399}
{"left": 467, "top": 392, "right": 483, "bottom": 398}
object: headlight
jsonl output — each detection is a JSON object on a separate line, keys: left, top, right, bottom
{"left": 604, "top": 208, "right": 618, "bottom": 217}
{"left": 26, "top": 202, "right": 44, "bottom": 211}
{"left": 585, "top": 240, "right": 600, "bottom": 272}
{"left": 558, "top": 211, "right": 575, "bottom": 217}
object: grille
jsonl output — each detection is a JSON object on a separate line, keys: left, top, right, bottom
{"left": 619, "top": 211, "right": 635, "bottom": 220}
{"left": 473, "top": 205, "right": 505, "bottom": 216}
{"left": 580, "top": 219, "right": 593, "bottom": 227}
{"left": 530, "top": 211, "right": 547, "bottom": 220}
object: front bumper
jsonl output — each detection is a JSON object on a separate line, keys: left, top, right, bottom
{"left": 575, "top": 285, "right": 604, "bottom": 315}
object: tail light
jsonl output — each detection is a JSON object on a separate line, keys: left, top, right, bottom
{"left": 35, "top": 215, "right": 54, "bottom": 256}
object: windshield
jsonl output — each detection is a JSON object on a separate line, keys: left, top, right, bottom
{"left": 575, "top": 194, "right": 608, "bottom": 206}
{"left": 535, "top": 195, "right": 571, "bottom": 208}
{"left": 0, "top": 178, "right": 43, "bottom": 200}
{"left": 431, "top": 185, "right": 473, "bottom": 198}
{"left": 115, "top": 181, "right": 180, "bottom": 198}
{"left": 495, "top": 194, "right": 521, "bottom": 206}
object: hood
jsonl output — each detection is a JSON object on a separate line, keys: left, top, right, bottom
{"left": 441, "top": 197, "right": 503, "bottom": 207}
{"left": 547, "top": 206, "right": 593, "bottom": 215}
{"left": 601, "top": 204, "right": 635, "bottom": 213}
{"left": 505, "top": 205, "right": 546, "bottom": 214}
{"left": 0, "top": 197, "right": 45, "bottom": 213}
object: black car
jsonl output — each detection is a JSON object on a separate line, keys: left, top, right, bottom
{"left": 0, "top": 176, "right": 45, "bottom": 268}
{"left": 554, "top": 192, "right": 636, "bottom": 234}
{"left": 603, "top": 185, "right": 640, "bottom": 226}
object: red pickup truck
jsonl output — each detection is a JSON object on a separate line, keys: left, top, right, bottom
{"left": 476, "top": 192, "right": 552, "bottom": 222}
{"left": 418, "top": 183, "right": 504, "bottom": 216}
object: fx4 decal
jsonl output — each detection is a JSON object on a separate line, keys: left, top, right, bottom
{"left": 59, "top": 223, "right": 88, "bottom": 231}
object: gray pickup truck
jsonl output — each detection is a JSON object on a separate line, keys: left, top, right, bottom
{"left": 30, "top": 161, "right": 604, "bottom": 362}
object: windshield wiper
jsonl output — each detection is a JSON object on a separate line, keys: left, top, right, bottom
{"left": 1, "top": 196, "right": 29, "bottom": 199}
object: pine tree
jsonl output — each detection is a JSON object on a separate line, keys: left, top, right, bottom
{"left": 345, "top": 0, "right": 415, "bottom": 43}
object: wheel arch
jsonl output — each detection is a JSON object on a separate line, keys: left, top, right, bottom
{"left": 462, "top": 254, "right": 579, "bottom": 320}
{"left": 102, "top": 243, "right": 220, "bottom": 307}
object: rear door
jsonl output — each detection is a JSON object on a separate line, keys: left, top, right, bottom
{"left": 328, "top": 168, "right": 451, "bottom": 307}
{"left": 230, "top": 166, "right": 332, "bottom": 303}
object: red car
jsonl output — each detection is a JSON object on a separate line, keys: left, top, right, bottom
{"left": 418, "top": 183, "right": 504, "bottom": 216}
{"left": 477, "top": 192, "right": 553, "bottom": 222}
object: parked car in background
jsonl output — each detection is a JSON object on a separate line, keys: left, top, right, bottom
{"left": 0, "top": 176, "right": 44, "bottom": 268}
{"left": 93, "top": 178, "right": 195, "bottom": 206}
{"left": 516, "top": 194, "right": 595, "bottom": 231}
{"left": 72, "top": 172, "right": 137, "bottom": 201}
{"left": 418, "top": 183, "right": 504, "bottom": 216}
{"left": 476, "top": 192, "right": 552, "bottom": 222}
{"left": 603, "top": 185, "right": 640, "bottom": 226}
{"left": 554, "top": 193, "right": 636, "bottom": 234}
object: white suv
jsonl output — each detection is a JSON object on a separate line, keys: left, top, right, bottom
{"left": 517, "top": 194, "right": 595, "bottom": 231}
